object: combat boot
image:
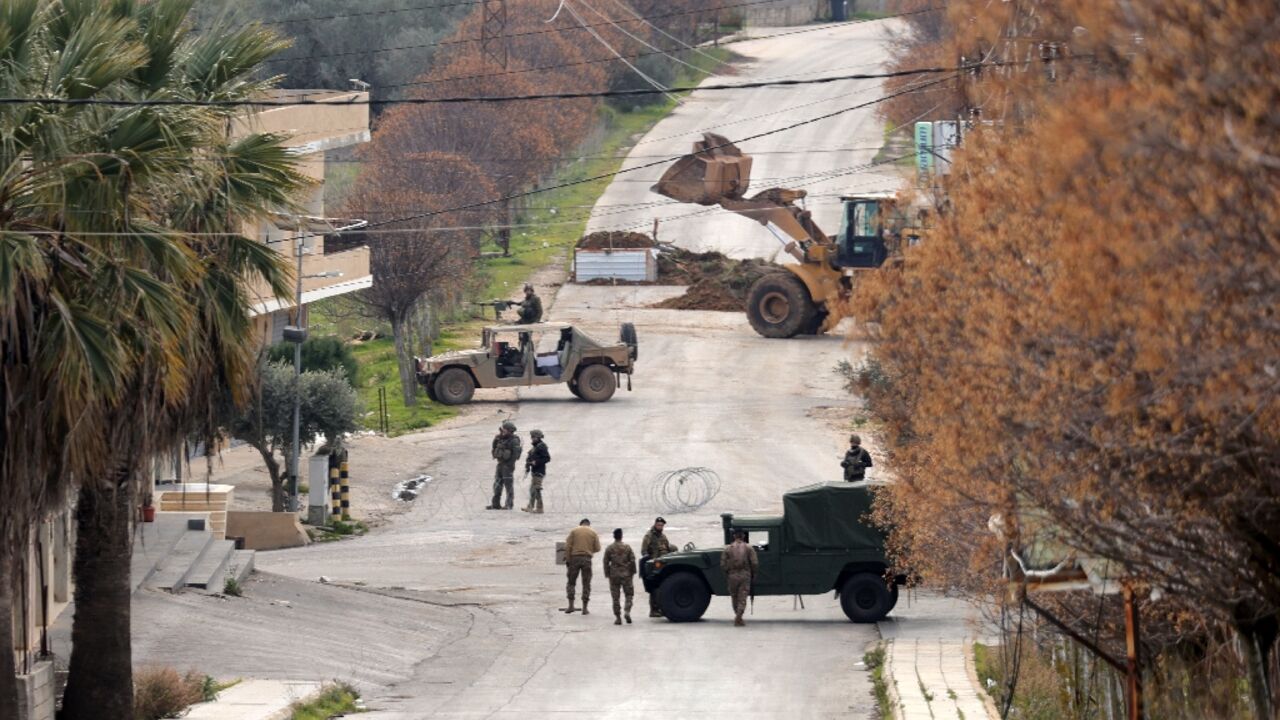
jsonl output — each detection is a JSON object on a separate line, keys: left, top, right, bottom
{"left": 582, "top": 600, "right": 590, "bottom": 615}
{"left": 734, "top": 616, "right": 745, "bottom": 627}
{"left": 625, "top": 612, "right": 632, "bottom": 624}
{"left": 614, "top": 614, "right": 622, "bottom": 625}
{"left": 564, "top": 598, "right": 576, "bottom": 613}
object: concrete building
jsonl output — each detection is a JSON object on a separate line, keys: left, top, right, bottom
{"left": 233, "top": 89, "right": 374, "bottom": 346}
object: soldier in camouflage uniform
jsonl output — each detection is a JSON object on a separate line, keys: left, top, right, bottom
{"left": 720, "top": 528, "right": 759, "bottom": 627}
{"left": 841, "top": 434, "right": 873, "bottom": 482}
{"left": 488, "top": 420, "right": 522, "bottom": 510}
{"left": 602, "top": 528, "right": 637, "bottom": 625}
{"left": 640, "top": 517, "right": 675, "bottom": 617}
{"left": 521, "top": 429, "right": 550, "bottom": 513}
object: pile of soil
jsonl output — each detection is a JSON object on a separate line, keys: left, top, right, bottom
{"left": 651, "top": 247, "right": 782, "bottom": 312}
{"left": 576, "top": 231, "right": 656, "bottom": 250}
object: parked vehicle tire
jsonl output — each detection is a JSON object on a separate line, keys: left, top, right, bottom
{"left": 886, "top": 584, "right": 900, "bottom": 613}
{"left": 567, "top": 380, "right": 583, "bottom": 399}
{"left": 620, "top": 322, "right": 639, "bottom": 361}
{"left": 746, "top": 272, "right": 817, "bottom": 338}
{"left": 659, "top": 573, "right": 711, "bottom": 622}
{"left": 574, "top": 364, "right": 616, "bottom": 402}
{"left": 424, "top": 375, "right": 439, "bottom": 403}
{"left": 840, "top": 573, "right": 894, "bottom": 623}
{"left": 432, "top": 368, "right": 475, "bottom": 405}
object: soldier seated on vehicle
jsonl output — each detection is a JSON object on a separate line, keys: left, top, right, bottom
{"left": 497, "top": 342, "right": 525, "bottom": 378}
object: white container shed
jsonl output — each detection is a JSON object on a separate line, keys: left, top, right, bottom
{"left": 574, "top": 247, "right": 658, "bottom": 282}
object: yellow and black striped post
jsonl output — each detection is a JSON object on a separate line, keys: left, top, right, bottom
{"left": 328, "top": 461, "right": 341, "bottom": 525}
{"left": 339, "top": 459, "right": 351, "bottom": 521}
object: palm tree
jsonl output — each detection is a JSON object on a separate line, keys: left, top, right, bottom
{"left": 1, "top": 1, "right": 305, "bottom": 716}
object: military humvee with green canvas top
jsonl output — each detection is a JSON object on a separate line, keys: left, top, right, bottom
{"left": 414, "top": 321, "right": 638, "bottom": 405}
{"left": 641, "top": 482, "right": 904, "bottom": 622}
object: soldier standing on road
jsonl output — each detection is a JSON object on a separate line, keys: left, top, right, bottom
{"left": 603, "top": 528, "right": 637, "bottom": 625}
{"left": 640, "top": 517, "right": 675, "bottom": 617}
{"left": 516, "top": 283, "right": 543, "bottom": 324}
{"left": 721, "top": 528, "right": 759, "bottom": 627}
{"left": 488, "top": 420, "right": 522, "bottom": 510}
{"left": 841, "top": 434, "right": 873, "bottom": 482}
{"left": 564, "top": 519, "right": 601, "bottom": 614}
{"left": 521, "top": 429, "right": 550, "bottom": 513}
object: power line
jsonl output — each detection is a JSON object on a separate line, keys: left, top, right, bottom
{"left": 0, "top": 64, "right": 964, "bottom": 107}
{"left": 378, "top": 6, "right": 944, "bottom": 91}
{"left": 358, "top": 75, "right": 956, "bottom": 230}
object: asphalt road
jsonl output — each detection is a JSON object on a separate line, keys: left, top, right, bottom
{"left": 181, "top": 20, "right": 901, "bottom": 719}
{"left": 585, "top": 19, "right": 906, "bottom": 260}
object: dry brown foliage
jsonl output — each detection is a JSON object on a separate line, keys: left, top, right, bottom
{"left": 861, "top": 0, "right": 1280, "bottom": 713}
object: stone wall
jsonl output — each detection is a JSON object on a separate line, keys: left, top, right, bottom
{"left": 743, "top": 0, "right": 829, "bottom": 27}
{"left": 17, "top": 661, "right": 55, "bottom": 720}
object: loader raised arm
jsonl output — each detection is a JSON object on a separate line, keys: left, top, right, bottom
{"left": 651, "top": 133, "right": 897, "bottom": 338}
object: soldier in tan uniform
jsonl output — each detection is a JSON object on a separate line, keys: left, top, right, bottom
{"left": 602, "top": 528, "right": 637, "bottom": 625}
{"left": 563, "top": 518, "right": 601, "bottom": 614}
{"left": 720, "top": 528, "right": 759, "bottom": 627}
{"left": 640, "top": 517, "right": 675, "bottom": 617}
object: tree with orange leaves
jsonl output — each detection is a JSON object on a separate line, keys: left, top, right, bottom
{"left": 860, "top": 1, "right": 1280, "bottom": 716}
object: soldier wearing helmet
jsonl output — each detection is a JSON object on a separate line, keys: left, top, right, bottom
{"left": 841, "top": 433, "right": 873, "bottom": 482}
{"left": 522, "top": 429, "right": 550, "bottom": 513}
{"left": 721, "top": 527, "right": 758, "bottom": 627}
{"left": 516, "top": 283, "right": 543, "bottom": 324}
{"left": 489, "top": 420, "right": 522, "bottom": 509}
{"left": 641, "top": 517, "right": 675, "bottom": 617}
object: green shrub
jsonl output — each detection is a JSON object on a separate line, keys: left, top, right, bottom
{"left": 289, "top": 683, "right": 360, "bottom": 720}
{"left": 268, "top": 336, "right": 358, "bottom": 386}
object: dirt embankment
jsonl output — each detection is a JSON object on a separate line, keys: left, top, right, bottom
{"left": 651, "top": 248, "right": 781, "bottom": 312}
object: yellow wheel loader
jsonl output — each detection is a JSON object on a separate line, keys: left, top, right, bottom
{"left": 652, "top": 133, "right": 916, "bottom": 338}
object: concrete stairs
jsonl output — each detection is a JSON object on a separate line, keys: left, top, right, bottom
{"left": 133, "top": 513, "right": 254, "bottom": 594}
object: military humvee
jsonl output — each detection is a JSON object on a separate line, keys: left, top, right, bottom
{"left": 641, "top": 482, "right": 904, "bottom": 623}
{"left": 414, "top": 321, "right": 638, "bottom": 405}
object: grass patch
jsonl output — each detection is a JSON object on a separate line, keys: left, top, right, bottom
{"left": 308, "top": 519, "right": 370, "bottom": 542}
{"left": 865, "top": 644, "right": 894, "bottom": 719}
{"left": 222, "top": 575, "right": 243, "bottom": 597}
{"left": 289, "top": 683, "right": 362, "bottom": 720}
{"left": 342, "top": 332, "right": 472, "bottom": 436}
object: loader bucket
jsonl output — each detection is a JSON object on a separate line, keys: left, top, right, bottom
{"left": 651, "top": 132, "right": 754, "bottom": 205}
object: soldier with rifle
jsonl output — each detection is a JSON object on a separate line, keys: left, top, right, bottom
{"left": 721, "top": 527, "right": 758, "bottom": 627}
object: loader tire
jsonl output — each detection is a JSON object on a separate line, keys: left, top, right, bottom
{"left": 746, "top": 272, "right": 816, "bottom": 338}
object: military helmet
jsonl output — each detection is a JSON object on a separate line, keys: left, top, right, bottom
{"left": 530, "top": 429, "right": 544, "bottom": 439}
{"left": 732, "top": 527, "right": 746, "bottom": 538}
{"left": 501, "top": 420, "right": 517, "bottom": 431}
{"left": 523, "top": 282, "right": 534, "bottom": 292}
{"left": 849, "top": 433, "right": 862, "bottom": 446}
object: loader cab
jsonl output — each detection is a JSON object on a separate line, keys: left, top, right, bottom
{"left": 836, "top": 193, "right": 896, "bottom": 269}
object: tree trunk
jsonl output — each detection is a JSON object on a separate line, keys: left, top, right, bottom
{"left": 61, "top": 476, "right": 135, "bottom": 720}
{"left": 391, "top": 312, "right": 417, "bottom": 407}
{"left": 1240, "top": 618, "right": 1278, "bottom": 720}
{"left": 0, "top": 543, "right": 20, "bottom": 720}
{"left": 254, "top": 442, "right": 284, "bottom": 512}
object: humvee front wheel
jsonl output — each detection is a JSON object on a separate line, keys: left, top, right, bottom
{"left": 433, "top": 368, "right": 475, "bottom": 405}
{"left": 840, "top": 573, "right": 893, "bottom": 623}
{"left": 659, "top": 573, "right": 710, "bottom": 622}
{"left": 575, "top": 364, "right": 616, "bottom": 402}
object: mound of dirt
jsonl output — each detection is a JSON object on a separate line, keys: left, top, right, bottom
{"left": 650, "top": 247, "right": 783, "bottom": 311}
{"left": 651, "top": 280, "right": 743, "bottom": 312}
{"left": 576, "top": 231, "right": 656, "bottom": 250}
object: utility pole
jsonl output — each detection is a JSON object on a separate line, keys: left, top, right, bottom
{"left": 481, "top": 0, "right": 508, "bottom": 70}
{"left": 282, "top": 229, "right": 342, "bottom": 513}
{"left": 287, "top": 236, "right": 305, "bottom": 513}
